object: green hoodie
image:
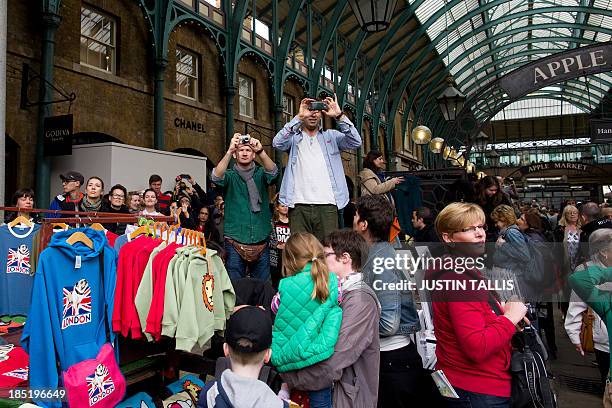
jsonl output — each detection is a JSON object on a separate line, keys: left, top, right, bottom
{"left": 569, "top": 264, "right": 612, "bottom": 379}
{"left": 271, "top": 263, "right": 342, "bottom": 372}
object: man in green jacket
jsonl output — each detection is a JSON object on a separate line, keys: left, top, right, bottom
{"left": 212, "top": 133, "right": 278, "bottom": 281}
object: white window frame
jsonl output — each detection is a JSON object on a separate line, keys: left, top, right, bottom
{"left": 175, "top": 47, "right": 199, "bottom": 100}
{"left": 239, "top": 75, "right": 254, "bottom": 118}
{"left": 282, "top": 94, "right": 294, "bottom": 123}
{"left": 80, "top": 6, "right": 116, "bottom": 74}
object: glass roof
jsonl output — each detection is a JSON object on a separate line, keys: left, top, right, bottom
{"left": 491, "top": 97, "right": 586, "bottom": 120}
{"left": 409, "top": 0, "right": 612, "bottom": 119}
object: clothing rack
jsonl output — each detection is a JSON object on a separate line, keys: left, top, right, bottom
{"left": 1, "top": 207, "right": 176, "bottom": 251}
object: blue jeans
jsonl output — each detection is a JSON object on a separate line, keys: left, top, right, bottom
{"left": 308, "top": 387, "right": 332, "bottom": 408}
{"left": 224, "top": 239, "right": 270, "bottom": 281}
{"left": 444, "top": 387, "right": 509, "bottom": 408}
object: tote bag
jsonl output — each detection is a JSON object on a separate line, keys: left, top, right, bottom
{"left": 62, "top": 343, "right": 126, "bottom": 408}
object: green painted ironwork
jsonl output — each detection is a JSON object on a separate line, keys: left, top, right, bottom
{"left": 308, "top": 0, "right": 348, "bottom": 97}
{"left": 34, "top": 9, "right": 61, "bottom": 208}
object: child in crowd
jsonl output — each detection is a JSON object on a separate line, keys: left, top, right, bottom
{"left": 269, "top": 197, "right": 291, "bottom": 290}
{"left": 197, "top": 306, "right": 291, "bottom": 408}
{"left": 271, "top": 232, "right": 343, "bottom": 408}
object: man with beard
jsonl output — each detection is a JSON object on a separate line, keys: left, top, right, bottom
{"left": 273, "top": 94, "right": 361, "bottom": 241}
{"left": 211, "top": 134, "right": 278, "bottom": 281}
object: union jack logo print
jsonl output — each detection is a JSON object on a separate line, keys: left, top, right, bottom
{"left": 62, "top": 279, "right": 92, "bottom": 319}
{"left": 6, "top": 245, "right": 31, "bottom": 274}
{"left": 2, "top": 366, "right": 28, "bottom": 380}
{"left": 86, "top": 364, "right": 115, "bottom": 406}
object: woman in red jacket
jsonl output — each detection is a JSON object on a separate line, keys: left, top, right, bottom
{"left": 429, "top": 202, "right": 528, "bottom": 407}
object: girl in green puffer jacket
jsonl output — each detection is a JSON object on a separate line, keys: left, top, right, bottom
{"left": 271, "top": 232, "right": 342, "bottom": 408}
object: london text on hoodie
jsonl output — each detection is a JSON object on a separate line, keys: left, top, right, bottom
{"left": 21, "top": 228, "right": 117, "bottom": 408}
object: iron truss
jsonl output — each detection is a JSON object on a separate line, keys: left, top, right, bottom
{"left": 46, "top": 0, "right": 612, "bottom": 154}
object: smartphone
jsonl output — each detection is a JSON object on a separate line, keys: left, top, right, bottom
{"left": 309, "top": 101, "right": 328, "bottom": 111}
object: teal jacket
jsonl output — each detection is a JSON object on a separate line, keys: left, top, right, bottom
{"left": 271, "top": 264, "right": 342, "bottom": 372}
{"left": 569, "top": 264, "right": 612, "bottom": 379}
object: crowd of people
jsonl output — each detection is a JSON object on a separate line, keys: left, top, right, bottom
{"left": 4, "top": 95, "right": 612, "bottom": 408}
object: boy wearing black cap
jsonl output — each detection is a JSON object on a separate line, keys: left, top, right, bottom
{"left": 48, "top": 171, "right": 85, "bottom": 218}
{"left": 197, "top": 306, "right": 291, "bottom": 408}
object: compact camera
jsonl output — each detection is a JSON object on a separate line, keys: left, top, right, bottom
{"left": 239, "top": 135, "right": 251, "bottom": 144}
{"left": 308, "top": 101, "right": 328, "bottom": 111}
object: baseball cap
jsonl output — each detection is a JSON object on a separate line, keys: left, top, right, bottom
{"left": 60, "top": 171, "right": 84, "bottom": 185}
{"left": 225, "top": 306, "right": 272, "bottom": 353}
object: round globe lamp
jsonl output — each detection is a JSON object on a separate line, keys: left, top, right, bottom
{"left": 429, "top": 137, "right": 445, "bottom": 154}
{"left": 411, "top": 125, "right": 432, "bottom": 145}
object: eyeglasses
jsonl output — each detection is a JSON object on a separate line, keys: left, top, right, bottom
{"left": 61, "top": 180, "right": 76, "bottom": 184}
{"left": 111, "top": 194, "right": 125, "bottom": 199}
{"left": 455, "top": 224, "right": 488, "bottom": 234}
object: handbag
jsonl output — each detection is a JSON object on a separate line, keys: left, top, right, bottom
{"left": 63, "top": 343, "right": 126, "bottom": 408}
{"left": 62, "top": 250, "right": 126, "bottom": 408}
{"left": 227, "top": 238, "right": 267, "bottom": 263}
{"left": 579, "top": 307, "right": 595, "bottom": 353}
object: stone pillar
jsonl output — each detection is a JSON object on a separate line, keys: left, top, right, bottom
{"left": 35, "top": 12, "right": 61, "bottom": 208}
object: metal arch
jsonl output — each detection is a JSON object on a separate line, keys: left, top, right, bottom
{"left": 387, "top": 16, "right": 612, "bottom": 144}
{"left": 427, "top": 26, "right": 604, "bottom": 81}
{"left": 392, "top": 24, "right": 612, "bottom": 114}
{"left": 275, "top": 0, "right": 306, "bottom": 106}
{"left": 413, "top": 8, "right": 612, "bottom": 94}
{"left": 373, "top": 0, "right": 502, "bottom": 147}
{"left": 354, "top": 4, "right": 418, "bottom": 133}
{"left": 309, "top": 0, "right": 349, "bottom": 96}
{"left": 336, "top": 31, "right": 368, "bottom": 108}
{"left": 138, "top": 0, "right": 175, "bottom": 61}
{"left": 406, "top": 51, "right": 608, "bottom": 135}
{"left": 236, "top": 48, "right": 274, "bottom": 75}
{"left": 227, "top": 0, "right": 250, "bottom": 86}
{"left": 386, "top": 4, "right": 612, "bottom": 116}
{"left": 493, "top": 93, "right": 593, "bottom": 114}
{"left": 421, "top": 34, "right": 597, "bottom": 84}
{"left": 460, "top": 57, "right": 612, "bottom": 95}
{"left": 521, "top": 89, "right": 605, "bottom": 111}
{"left": 167, "top": 12, "right": 227, "bottom": 61}
{"left": 456, "top": 47, "right": 612, "bottom": 91}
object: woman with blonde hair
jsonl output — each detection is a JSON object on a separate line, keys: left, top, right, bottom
{"left": 554, "top": 204, "right": 582, "bottom": 317}
{"left": 270, "top": 232, "right": 342, "bottom": 408}
{"left": 428, "top": 202, "right": 527, "bottom": 407}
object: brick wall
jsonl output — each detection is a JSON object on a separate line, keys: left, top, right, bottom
{"left": 5, "top": 0, "right": 360, "bottom": 195}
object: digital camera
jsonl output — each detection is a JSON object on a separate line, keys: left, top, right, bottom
{"left": 239, "top": 135, "right": 251, "bottom": 144}
{"left": 309, "top": 101, "right": 328, "bottom": 111}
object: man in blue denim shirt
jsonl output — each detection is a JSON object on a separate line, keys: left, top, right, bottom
{"left": 354, "top": 195, "right": 426, "bottom": 408}
{"left": 273, "top": 95, "right": 361, "bottom": 241}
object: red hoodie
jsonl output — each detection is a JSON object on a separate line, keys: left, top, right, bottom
{"left": 427, "top": 266, "right": 516, "bottom": 397}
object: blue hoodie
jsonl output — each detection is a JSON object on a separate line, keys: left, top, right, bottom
{"left": 21, "top": 228, "right": 117, "bottom": 408}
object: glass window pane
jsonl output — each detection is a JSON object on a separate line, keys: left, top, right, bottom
{"left": 80, "top": 7, "right": 115, "bottom": 73}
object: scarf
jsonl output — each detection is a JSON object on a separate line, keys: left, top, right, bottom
{"left": 234, "top": 162, "right": 261, "bottom": 213}
{"left": 81, "top": 196, "right": 102, "bottom": 212}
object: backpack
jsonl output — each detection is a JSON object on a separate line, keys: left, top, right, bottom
{"left": 510, "top": 327, "right": 557, "bottom": 408}
{"left": 488, "top": 297, "right": 557, "bottom": 408}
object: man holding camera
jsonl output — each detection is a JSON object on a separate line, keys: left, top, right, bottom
{"left": 211, "top": 134, "right": 278, "bottom": 281}
{"left": 273, "top": 94, "right": 361, "bottom": 241}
